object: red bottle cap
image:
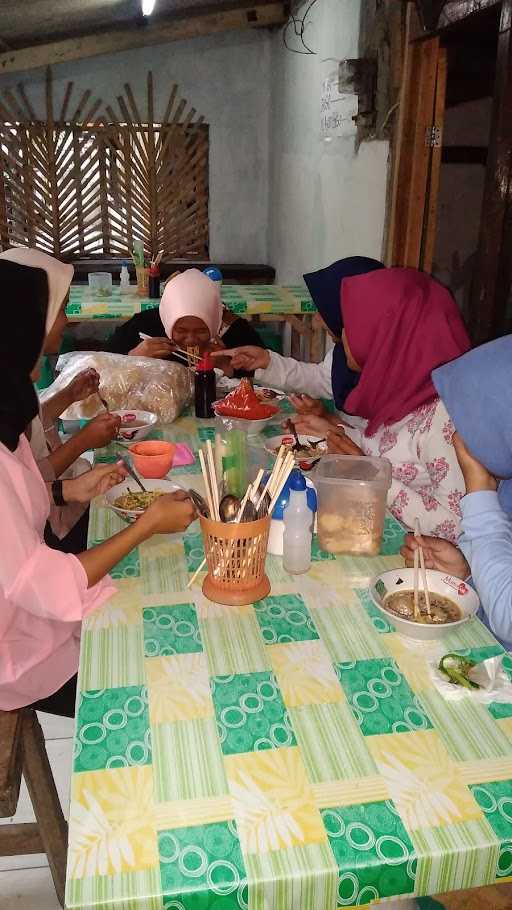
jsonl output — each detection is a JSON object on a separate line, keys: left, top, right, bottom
{"left": 149, "top": 265, "right": 160, "bottom": 277}
{"left": 196, "top": 352, "right": 215, "bottom": 371}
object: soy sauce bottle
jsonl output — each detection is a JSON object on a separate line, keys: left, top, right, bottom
{"left": 194, "top": 352, "right": 217, "bottom": 418}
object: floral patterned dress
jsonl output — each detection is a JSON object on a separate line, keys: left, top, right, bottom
{"left": 343, "top": 398, "right": 464, "bottom": 541}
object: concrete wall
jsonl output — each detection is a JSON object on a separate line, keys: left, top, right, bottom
{"left": 268, "top": 0, "right": 389, "bottom": 282}
{"left": 0, "top": 29, "right": 272, "bottom": 263}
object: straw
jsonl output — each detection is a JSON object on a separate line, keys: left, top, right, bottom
{"left": 414, "top": 518, "right": 431, "bottom": 617}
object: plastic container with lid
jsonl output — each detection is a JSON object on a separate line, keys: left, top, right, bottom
{"left": 313, "top": 455, "right": 392, "bottom": 556}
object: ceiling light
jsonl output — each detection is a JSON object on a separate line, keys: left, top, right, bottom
{"left": 141, "top": 0, "right": 156, "bottom": 16}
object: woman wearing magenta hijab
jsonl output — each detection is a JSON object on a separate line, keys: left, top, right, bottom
{"left": 402, "top": 336, "right": 512, "bottom": 648}
{"left": 295, "top": 268, "right": 472, "bottom": 540}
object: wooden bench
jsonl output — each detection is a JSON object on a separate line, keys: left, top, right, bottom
{"left": 0, "top": 708, "right": 68, "bottom": 907}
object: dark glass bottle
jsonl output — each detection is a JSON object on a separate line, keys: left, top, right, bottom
{"left": 194, "top": 352, "right": 217, "bottom": 418}
{"left": 148, "top": 265, "right": 160, "bottom": 299}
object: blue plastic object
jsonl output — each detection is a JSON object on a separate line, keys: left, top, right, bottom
{"left": 267, "top": 468, "right": 317, "bottom": 520}
{"left": 203, "top": 266, "right": 223, "bottom": 282}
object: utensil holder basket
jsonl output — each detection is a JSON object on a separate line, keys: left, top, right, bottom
{"left": 199, "top": 514, "right": 271, "bottom": 606}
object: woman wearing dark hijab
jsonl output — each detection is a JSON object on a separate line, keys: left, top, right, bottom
{"left": 212, "top": 257, "right": 385, "bottom": 409}
{"left": 0, "top": 259, "right": 195, "bottom": 716}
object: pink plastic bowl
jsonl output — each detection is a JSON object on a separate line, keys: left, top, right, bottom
{"left": 129, "top": 440, "right": 176, "bottom": 478}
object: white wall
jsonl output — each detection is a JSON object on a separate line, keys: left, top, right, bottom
{"left": 0, "top": 29, "right": 272, "bottom": 263}
{"left": 269, "top": 0, "right": 389, "bottom": 282}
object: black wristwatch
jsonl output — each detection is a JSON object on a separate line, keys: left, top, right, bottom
{"left": 52, "top": 480, "right": 66, "bottom": 506}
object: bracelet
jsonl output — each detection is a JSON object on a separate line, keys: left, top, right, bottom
{"left": 52, "top": 480, "right": 66, "bottom": 506}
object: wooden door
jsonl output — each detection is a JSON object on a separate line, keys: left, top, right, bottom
{"left": 387, "top": 36, "right": 447, "bottom": 271}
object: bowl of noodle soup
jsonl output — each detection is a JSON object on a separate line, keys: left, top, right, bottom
{"left": 105, "top": 478, "right": 184, "bottom": 523}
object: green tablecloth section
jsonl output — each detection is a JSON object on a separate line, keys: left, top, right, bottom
{"left": 66, "top": 284, "right": 315, "bottom": 321}
{"left": 66, "top": 414, "right": 512, "bottom": 910}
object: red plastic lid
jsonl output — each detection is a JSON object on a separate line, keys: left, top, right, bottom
{"left": 196, "top": 352, "right": 215, "bottom": 371}
{"left": 149, "top": 265, "right": 160, "bottom": 277}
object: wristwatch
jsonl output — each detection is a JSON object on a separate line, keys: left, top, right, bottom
{"left": 51, "top": 480, "right": 66, "bottom": 506}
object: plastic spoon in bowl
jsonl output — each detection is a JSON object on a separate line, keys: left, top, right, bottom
{"left": 117, "top": 454, "right": 147, "bottom": 493}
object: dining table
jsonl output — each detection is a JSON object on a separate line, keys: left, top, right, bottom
{"left": 65, "top": 284, "right": 323, "bottom": 362}
{"left": 65, "top": 411, "right": 512, "bottom": 910}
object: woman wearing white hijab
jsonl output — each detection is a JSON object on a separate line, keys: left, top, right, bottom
{"left": 107, "top": 268, "right": 264, "bottom": 374}
{"left": 0, "top": 248, "right": 120, "bottom": 548}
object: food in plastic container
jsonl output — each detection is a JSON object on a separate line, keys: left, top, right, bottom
{"left": 313, "top": 455, "right": 391, "bottom": 555}
{"left": 51, "top": 351, "right": 192, "bottom": 424}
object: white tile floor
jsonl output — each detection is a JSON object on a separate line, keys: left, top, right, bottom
{"left": 0, "top": 712, "right": 73, "bottom": 910}
{"left": 0, "top": 713, "right": 422, "bottom": 910}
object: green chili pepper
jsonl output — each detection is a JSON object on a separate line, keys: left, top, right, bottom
{"left": 439, "top": 653, "right": 480, "bottom": 689}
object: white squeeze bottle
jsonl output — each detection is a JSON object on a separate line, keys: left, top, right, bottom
{"left": 119, "top": 261, "right": 131, "bottom": 294}
{"left": 283, "top": 470, "right": 312, "bottom": 575}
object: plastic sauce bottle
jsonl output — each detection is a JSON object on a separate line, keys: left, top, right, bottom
{"left": 194, "top": 352, "right": 217, "bottom": 418}
{"left": 119, "top": 261, "right": 131, "bottom": 294}
{"left": 283, "top": 470, "right": 312, "bottom": 574}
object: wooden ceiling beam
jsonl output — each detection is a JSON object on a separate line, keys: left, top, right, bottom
{"left": 0, "top": 2, "right": 287, "bottom": 75}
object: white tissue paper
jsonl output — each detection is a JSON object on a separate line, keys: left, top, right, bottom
{"left": 429, "top": 655, "right": 512, "bottom": 703}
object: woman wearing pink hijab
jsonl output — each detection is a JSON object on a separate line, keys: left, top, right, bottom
{"left": 295, "top": 268, "right": 472, "bottom": 541}
{"left": 108, "top": 268, "right": 264, "bottom": 373}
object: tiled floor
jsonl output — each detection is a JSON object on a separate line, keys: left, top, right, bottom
{"left": 0, "top": 712, "right": 73, "bottom": 910}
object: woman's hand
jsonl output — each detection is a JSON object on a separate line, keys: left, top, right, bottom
{"left": 139, "top": 490, "right": 197, "bottom": 535}
{"left": 400, "top": 532, "right": 470, "bottom": 578}
{"left": 207, "top": 338, "right": 234, "bottom": 376}
{"left": 288, "top": 394, "right": 327, "bottom": 418}
{"left": 129, "top": 338, "right": 175, "bottom": 359}
{"left": 211, "top": 346, "right": 271, "bottom": 373}
{"left": 62, "top": 462, "right": 127, "bottom": 503}
{"left": 326, "top": 428, "right": 364, "bottom": 456}
{"left": 453, "top": 432, "right": 497, "bottom": 493}
{"left": 65, "top": 368, "right": 100, "bottom": 404}
{"left": 293, "top": 414, "right": 337, "bottom": 438}
{"left": 78, "top": 413, "right": 121, "bottom": 450}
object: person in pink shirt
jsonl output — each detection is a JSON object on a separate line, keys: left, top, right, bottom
{"left": 0, "top": 258, "right": 195, "bottom": 716}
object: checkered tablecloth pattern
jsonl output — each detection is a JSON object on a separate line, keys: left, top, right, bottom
{"left": 66, "top": 284, "right": 315, "bottom": 321}
{"left": 66, "top": 416, "right": 512, "bottom": 910}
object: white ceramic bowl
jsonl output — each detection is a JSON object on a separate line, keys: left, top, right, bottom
{"left": 370, "top": 568, "right": 480, "bottom": 640}
{"left": 214, "top": 410, "right": 280, "bottom": 437}
{"left": 264, "top": 433, "right": 327, "bottom": 468}
{"left": 113, "top": 409, "right": 158, "bottom": 444}
{"left": 105, "top": 478, "right": 182, "bottom": 523}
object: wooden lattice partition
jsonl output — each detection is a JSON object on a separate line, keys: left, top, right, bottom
{"left": 0, "top": 68, "right": 209, "bottom": 259}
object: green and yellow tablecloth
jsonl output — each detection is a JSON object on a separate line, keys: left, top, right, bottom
{"left": 66, "top": 285, "right": 315, "bottom": 321}
{"left": 66, "top": 415, "right": 512, "bottom": 909}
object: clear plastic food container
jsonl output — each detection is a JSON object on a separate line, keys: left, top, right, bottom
{"left": 88, "top": 271, "right": 112, "bottom": 297}
{"left": 313, "top": 455, "right": 392, "bottom": 556}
